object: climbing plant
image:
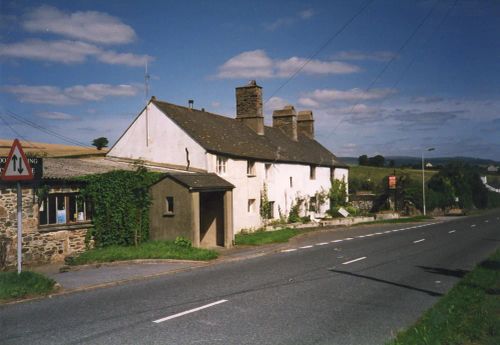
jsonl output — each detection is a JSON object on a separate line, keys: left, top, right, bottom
{"left": 79, "top": 167, "right": 161, "bottom": 247}
{"left": 260, "top": 183, "right": 272, "bottom": 221}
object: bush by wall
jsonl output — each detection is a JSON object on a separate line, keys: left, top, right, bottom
{"left": 80, "top": 167, "right": 161, "bottom": 247}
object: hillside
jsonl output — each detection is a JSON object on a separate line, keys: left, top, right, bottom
{"left": 0, "top": 139, "right": 107, "bottom": 157}
{"left": 339, "top": 156, "right": 500, "bottom": 167}
{"left": 349, "top": 165, "right": 436, "bottom": 188}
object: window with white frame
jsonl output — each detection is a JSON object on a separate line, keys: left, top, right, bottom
{"left": 39, "top": 193, "right": 92, "bottom": 226}
{"left": 216, "top": 156, "right": 227, "bottom": 174}
{"left": 247, "top": 199, "right": 256, "bottom": 213}
{"left": 247, "top": 160, "right": 256, "bottom": 176}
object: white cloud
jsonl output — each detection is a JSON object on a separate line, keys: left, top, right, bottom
{"left": 37, "top": 111, "right": 79, "bottom": 121}
{"left": 216, "top": 50, "right": 359, "bottom": 79}
{"left": 22, "top": 5, "right": 136, "bottom": 45}
{"left": 334, "top": 50, "right": 398, "bottom": 62}
{"left": 265, "top": 96, "right": 289, "bottom": 111}
{"left": 264, "top": 8, "right": 314, "bottom": 31}
{"left": 0, "top": 39, "right": 152, "bottom": 66}
{"left": 275, "top": 57, "right": 360, "bottom": 77}
{"left": 216, "top": 50, "right": 274, "bottom": 79}
{"left": 1, "top": 83, "right": 140, "bottom": 105}
{"left": 0, "top": 39, "right": 100, "bottom": 63}
{"left": 300, "top": 88, "right": 397, "bottom": 105}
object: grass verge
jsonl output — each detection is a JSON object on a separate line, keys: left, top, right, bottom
{"left": 386, "top": 249, "right": 500, "bottom": 345}
{"left": 0, "top": 271, "right": 56, "bottom": 302}
{"left": 360, "top": 215, "right": 434, "bottom": 226}
{"left": 67, "top": 241, "right": 218, "bottom": 265}
{"left": 235, "top": 228, "right": 300, "bottom": 246}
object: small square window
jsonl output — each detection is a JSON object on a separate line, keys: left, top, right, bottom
{"left": 165, "top": 196, "right": 174, "bottom": 215}
{"left": 247, "top": 160, "right": 256, "bottom": 176}
{"left": 248, "top": 199, "right": 256, "bottom": 213}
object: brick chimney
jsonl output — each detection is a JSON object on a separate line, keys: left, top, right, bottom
{"left": 235, "top": 80, "right": 264, "bottom": 135}
{"left": 297, "top": 110, "right": 314, "bottom": 139}
{"left": 272, "top": 105, "right": 297, "bottom": 141}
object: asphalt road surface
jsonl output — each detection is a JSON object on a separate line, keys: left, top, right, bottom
{"left": 1, "top": 210, "right": 499, "bottom": 345}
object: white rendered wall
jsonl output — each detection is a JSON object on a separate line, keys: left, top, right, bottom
{"left": 108, "top": 104, "right": 207, "bottom": 170}
{"left": 207, "top": 153, "right": 345, "bottom": 233}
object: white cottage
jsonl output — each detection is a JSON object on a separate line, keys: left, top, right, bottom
{"left": 108, "top": 81, "right": 348, "bottom": 243}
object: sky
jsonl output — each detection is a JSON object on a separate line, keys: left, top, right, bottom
{"left": 1, "top": 0, "right": 499, "bottom": 160}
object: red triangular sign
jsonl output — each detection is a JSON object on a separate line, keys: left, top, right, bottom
{"left": 1, "top": 139, "right": 33, "bottom": 181}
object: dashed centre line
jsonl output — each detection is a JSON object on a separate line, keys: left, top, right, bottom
{"left": 448, "top": 230, "right": 456, "bottom": 234}
{"left": 280, "top": 222, "right": 438, "bottom": 254}
{"left": 413, "top": 239, "right": 426, "bottom": 244}
{"left": 153, "top": 300, "right": 228, "bottom": 323}
{"left": 471, "top": 224, "right": 476, "bottom": 228}
{"left": 342, "top": 257, "right": 367, "bottom": 265}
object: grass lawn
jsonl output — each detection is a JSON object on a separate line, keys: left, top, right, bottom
{"left": 386, "top": 249, "right": 500, "bottom": 345}
{"left": 235, "top": 228, "right": 301, "bottom": 246}
{"left": 67, "top": 240, "right": 218, "bottom": 265}
{"left": 360, "top": 215, "right": 434, "bottom": 225}
{"left": 0, "top": 271, "right": 56, "bottom": 302}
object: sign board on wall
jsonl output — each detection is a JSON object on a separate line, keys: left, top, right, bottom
{"left": 388, "top": 175, "right": 397, "bottom": 190}
{"left": 0, "top": 156, "right": 43, "bottom": 182}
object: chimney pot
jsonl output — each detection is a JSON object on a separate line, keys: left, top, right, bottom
{"left": 298, "top": 110, "right": 314, "bottom": 138}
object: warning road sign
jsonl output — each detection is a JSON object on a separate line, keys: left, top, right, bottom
{"left": 0, "top": 139, "right": 33, "bottom": 181}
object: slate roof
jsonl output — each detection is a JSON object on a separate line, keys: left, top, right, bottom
{"left": 152, "top": 99, "right": 348, "bottom": 168}
{"left": 160, "top": 173, "right": 234, "bottom": 191}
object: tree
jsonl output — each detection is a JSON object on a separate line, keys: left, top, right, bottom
{"left": 358, "top": 155, "right": 368, "bottom": 166}
{"left": 92, "top": 137, "right": 109, "bottom": 150}
{"left": 369, "top": 155, "right": 385, "bottom": 167}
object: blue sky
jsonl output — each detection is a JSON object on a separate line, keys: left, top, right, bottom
{"left": 1, "top": 0, "right": 499, "bottom": 160}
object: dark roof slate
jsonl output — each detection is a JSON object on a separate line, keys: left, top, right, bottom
{"left": 162, "top": 173, "right": 234, "bottom": 191}
{"left": 152, "top": 100, "right": 347, "bottom": 168}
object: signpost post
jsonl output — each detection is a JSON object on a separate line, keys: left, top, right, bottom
{"left": 0, "top": 139, "right": 34, "bottom": 274}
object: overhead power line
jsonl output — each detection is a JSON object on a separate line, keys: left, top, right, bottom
{"left": 4, "top": 109, "right": 92, "bottom": 148}
{"left": 264, "top": 0, "right": 375, "bottom": 103}
{"left": 324, "top": 0, "right": 442, "bottom": 139}
{"left": 0, "top": 112, "right": 41, "bottom": 149}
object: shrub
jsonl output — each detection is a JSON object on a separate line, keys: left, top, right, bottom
{"left": 174, "top": 236, "right": 192, "bottom": 248}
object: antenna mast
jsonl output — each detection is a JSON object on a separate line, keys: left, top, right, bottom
{"left": 145, "top": 60, "right": 150, "bottom": 147}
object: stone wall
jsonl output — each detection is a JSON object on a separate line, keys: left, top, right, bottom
{"left": 0, "top": 185, "right": 90, "bottom": 270}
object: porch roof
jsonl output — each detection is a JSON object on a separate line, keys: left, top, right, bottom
{"left": 158, "top": 173, "right": 234, "bottom": 192}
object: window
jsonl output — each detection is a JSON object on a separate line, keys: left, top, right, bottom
{"left": 265, "top": 163, "right": 272, "bottom": 179}
{"left": 268, "top": 201, "right": 275, "bottom": 218}
{"left": 248, "top": 199, "right": 256, "bottom": 213}
{"left": 165, "top": 196, "right": 174, "bottom": 215}
{"left": 39, "top": 193, "right": 92, "bottom": 226}
{"left": 310, "top": 165, "right": 316, "bottom": 180}
{"left": 289, "top": 176, "right": 293, "bottom": 188}
{"left": 216, "top": 156, "right": 227, "bottom": 174}
{"left": 309, "top": 196, "right": 317, "bottom": 212}
{"left": 247, "top": 160, "right": 256, "bottom": 176}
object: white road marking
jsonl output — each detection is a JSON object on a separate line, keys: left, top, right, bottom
{"left": 281, "top": 248, "right": 297, "bottom": 253}
{"left": 345, "top": 237, "right": 354, "bottom": 241}
{"left": 448, "top": 230, "right": 456, "bottom": 234}
{"left": 471, "top": 224, "right": 476, "bottom": 227}
{"left": 331, "top": 239, "right": 343, "bottom": 243}
{"left": 316, "top": 242, "right": 329, "bottom": 246}
{"left": 299, "top": 245, "right": 313, "bottom": 249}
{"left": 366, "top": 233, "right": 375, "bottom": 236}
{"left": 384, "top": 231, "right": 392, "bottom": 234}
{"left": 357, "top": 235, "right": 366, "bottom": 238}
{"left": 413, "top": 239, "right": 426, "bottom": 244}
{"left": 374, "top": 232, "right": 383, "bottom": 235}
{"left": 153, "top": 300, "right": 228, "bottom": 323}
{"left": 342, "top": 257, "right": 367, "bottom": 265}
{"left": 484, "top": 220, "right": 489, "bottom": 223}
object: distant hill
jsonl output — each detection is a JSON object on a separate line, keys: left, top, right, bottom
{"left": 0, "top": 139, "right": 107, "bottom": 157}
{"left": 338, "top": 156, "right": 500, "bottom": 167}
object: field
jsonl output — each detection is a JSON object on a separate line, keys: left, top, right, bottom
{"left": 0, "top": 139, "right": 107, "bottom": 157}
{"left": 349, "top": 165, "right": 436, "bottom": 184}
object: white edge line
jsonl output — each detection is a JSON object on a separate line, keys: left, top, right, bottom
{"left": 331, "top": 239, "right": 343, "bottom": 243}
{"left": 282, "top": 248, "right": 297, "bottom": 252}
{"left": 413, "top": 239, "right": 425, "bottom": 244}
{"left": 345, "top": 237, "right": 354, "bottom": 240}
{"left": 300, "top": 245, "right": 314, "bottom": 249}
{"left": 342, "top": 256, "right": 367, "bottom": 265}
{"left": 448, "top": 230, "right": 456, "bottom": 234}
{"left": 317, "top": 242, "right": 329, "bottom": 246}
{"left": 153, "top": 300, "right": 228, "bottom": 323}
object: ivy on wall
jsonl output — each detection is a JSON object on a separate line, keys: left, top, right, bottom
{"left": 79, "top": 167, "right": 161, "bottom": 247}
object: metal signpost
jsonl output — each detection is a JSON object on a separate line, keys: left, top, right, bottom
{"left": 0, "top": 139, "right": 34, "bottom": 274}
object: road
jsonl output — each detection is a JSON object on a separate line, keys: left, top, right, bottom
{"left": 1, "top": 210, "right": 499, "bottom": 345}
